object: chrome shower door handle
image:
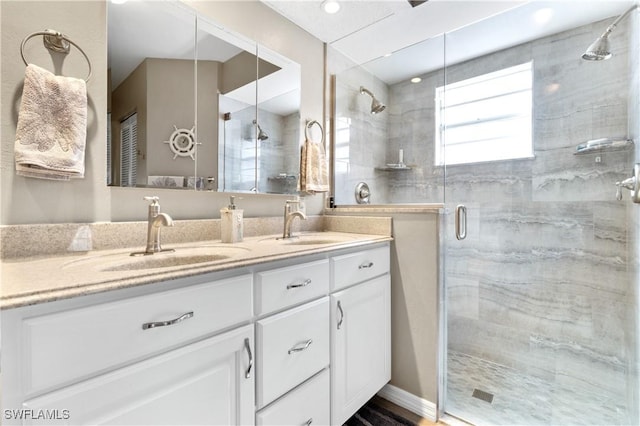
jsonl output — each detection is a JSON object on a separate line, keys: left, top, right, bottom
{"left": 455, "top": 205, "right": 467, "bottom": 240}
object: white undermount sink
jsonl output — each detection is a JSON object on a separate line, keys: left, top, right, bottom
{"left": 260, "top": 233, "right": 357, "bottom": 246}
{"left": 62, "top": 245, "right": 251, "bottom": 272}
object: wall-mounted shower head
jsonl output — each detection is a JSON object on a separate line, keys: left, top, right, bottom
{"left": 582, "top": 5, "right": 637, "bottom": 61}
{"left": 360, "top": 86, "right": 386, "bottom": 114}
{"left": 253, "top": 120, "right": 269, "bottom": 141}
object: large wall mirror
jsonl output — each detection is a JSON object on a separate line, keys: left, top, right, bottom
{"left": 107, "top": 0, "right": 301, "bottom": 194}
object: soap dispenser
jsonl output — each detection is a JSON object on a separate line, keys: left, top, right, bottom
{"left": 220, "top": 196, "right": 243, "bottom": 243}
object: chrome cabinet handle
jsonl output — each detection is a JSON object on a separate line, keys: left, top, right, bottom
{"left": 244, "top": 338, "right": 253, "bottom": 379}
{"left": 455, "top": 204, "right": 467, "bottom": 240}
{"left": 287, "top": 278, "right": 312, "bottom": 289}
{"left": 304, "top": 418, "right": 313, "bottom": 426}
{"left": 142, "top": 311, "right": 194, "bottom": 330}
{"left": 337, "top": 300, "right": 344, "bottom": 330}
{"left": 288, "top": 339, "right": 313, "bottom": 354}
{"left": 358, "top": 262, "right": 374, "bottom": 269}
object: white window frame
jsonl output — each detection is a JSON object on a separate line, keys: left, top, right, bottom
{"left": 435, "top": 61, "right": 534, "bottom": 166}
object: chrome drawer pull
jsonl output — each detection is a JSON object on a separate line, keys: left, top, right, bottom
{"left": 288, "top": 339, "right": 313, "bottom": 354}
{"left": 142, "top": 311, "right": 194, "bottom": 330}
{"left": 287, "top": 278, "right": 312, "bottom": 289}
{"left": 358, "top": 262, "right": 374, "bottom": 269}
{"left": 244, "top": 338, "right": 253, "bottom": 379}
{"left": 337, "top": 300, "right": 344, "bottom": 330}
{"left": 304, "top": 418, "right": 313, "bottom": 426}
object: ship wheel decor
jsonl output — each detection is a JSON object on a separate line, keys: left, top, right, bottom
{"left": 163, "top": 125, "right": 200, "bottom": 160}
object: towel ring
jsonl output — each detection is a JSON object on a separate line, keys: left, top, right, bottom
{"left": 305, "top": 120, "right": 325, "bottom": 145}
{"left": 20, "top": 29, "right": 92, "bottom": 82}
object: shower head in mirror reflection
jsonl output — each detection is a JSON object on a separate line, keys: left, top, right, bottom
{"left": 360, "top": 86, "right": 386, "bottom": 114}
{"left": 582, "top": 4, "right": 637, "bottom": 61}
{"left": 253, "top": 120, "right": 269, "bottom": 141}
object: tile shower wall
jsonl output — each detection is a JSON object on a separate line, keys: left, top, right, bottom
{"left": 334, "top": 68, "right": 390, "bottom": 205}
{"left": 220, "top": 108, "right": 299, "bottom": 194}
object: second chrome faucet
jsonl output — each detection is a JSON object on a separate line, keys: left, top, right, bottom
{"left": 282, "top": 199, "right": 307, "bottom": 239}
{"left": 132, "top": 196, "right": 174, "bottom": 256}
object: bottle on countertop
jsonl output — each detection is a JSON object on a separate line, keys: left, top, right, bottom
{"left": 220, "top": 196, "right": 243, "bottom": 243}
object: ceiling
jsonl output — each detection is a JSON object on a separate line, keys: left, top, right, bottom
{"left": 261, "top": 0, "right": 636, "bottom": 83}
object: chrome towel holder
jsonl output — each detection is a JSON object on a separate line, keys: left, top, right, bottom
{"left": 20, "top": 29, "right": 92, "bottom": 82}
{"left": 305, "top": 119, "right": 324, "bottom": 144}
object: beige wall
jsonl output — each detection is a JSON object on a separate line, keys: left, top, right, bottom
{"left": 1, "top": 1, "right": 110, "bottom": 225}
{"left": 389, "top": 213, "right": 440, "bottom": 403}
{"left": 0, "top": 0, "right": 325, "bottom": 225}
{"left": 146, "top": 58, "right": 198, "bottom": 181}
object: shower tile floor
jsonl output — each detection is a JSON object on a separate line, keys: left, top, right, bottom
{"left": 446, "top": 351, "right": 629, "bottom": 426}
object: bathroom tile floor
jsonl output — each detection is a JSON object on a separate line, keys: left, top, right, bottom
{"left": 446, "top": 351, "right": 629, "bottom": 426}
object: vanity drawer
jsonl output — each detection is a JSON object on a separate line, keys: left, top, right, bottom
{"left": 22, "top": 273, "right": 253, "bottom": 395}
{"left": 256, "top": 369, "right": 330, "bottom": 426}
{"left": 255, "top": 259, "right": 329, "bottom": 316}
{"left": 256, "top": 297, "right": 329, "bottom": 408}
{"left": 331, "top": 245, "right": 390, "bottom": 291}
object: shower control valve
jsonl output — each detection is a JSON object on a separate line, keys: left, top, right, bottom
{"left": 615, "top": 163, "right": 640, "bottom": 203}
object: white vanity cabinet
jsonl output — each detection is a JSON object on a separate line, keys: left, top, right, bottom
{"left": 1, "top": 272, "right": 255, "bottom": 426}
{"left": 22, "top": 325, "right": 255, "bottom": 426}
{"left": 1, "top": 241, "right": 391, "bottom": 426}
{"left": 330, "top": 247, "right": 392, "bottom": 426}
{"left": 254, "top": 259, "right": 331, "bottom": 424}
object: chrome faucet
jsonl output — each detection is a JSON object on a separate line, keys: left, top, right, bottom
{"left": 282, "top": 199, "right": 307, "bottom": 239}
{"left": 138, "top": 196, "right": 174, "bottom": 255}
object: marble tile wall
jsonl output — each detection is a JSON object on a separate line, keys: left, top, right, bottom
{"left": 334, "top": 66, "right": 390, "bottom": 205}
{"left": 219, "top": 108, "right": 299, "bottom": 194}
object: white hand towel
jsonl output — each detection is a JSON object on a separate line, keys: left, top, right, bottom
{"left": 14, "top": 64, "right": 87, "bottom": 180}
{"left": 299, "top": 138, "right": 329, "bottom": 194}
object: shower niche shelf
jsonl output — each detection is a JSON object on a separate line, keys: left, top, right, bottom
{"left": 375, "top": 164, "right": 413, "bottom": 171}
{"left": 574, "top": 138, "right": 634, "bottom": 155}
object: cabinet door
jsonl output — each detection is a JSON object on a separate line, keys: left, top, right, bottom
{"left": 330, "top": 274, "right": 391, "bottom": 426}
{"left": 21, "top": 325, "right": 255, "bottom": 426}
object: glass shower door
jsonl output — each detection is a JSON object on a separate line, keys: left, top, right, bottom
{"left": 441, "top": 2, "right": 637, "bottom": 425}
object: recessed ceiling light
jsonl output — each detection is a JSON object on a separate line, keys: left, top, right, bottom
{"left": 411, "top": 77, "right": 422, "bottom": 83}
{"left": 322, "top": 0, "right": 340, "bottom": 14}
{"left": 110, "top": 0, "right": 128, "bottom": 4}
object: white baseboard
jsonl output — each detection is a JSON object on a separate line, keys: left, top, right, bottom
{"left": 377, "top": 384, "right": 437, "bottom": 422}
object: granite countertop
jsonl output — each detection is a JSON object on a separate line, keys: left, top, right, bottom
{"left": 1, "top": 231, "right": 392, "bottom": 310}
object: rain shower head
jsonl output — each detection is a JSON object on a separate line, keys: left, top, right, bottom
{"left": 360, "top": 86, "right": 386, "bottom": 114}
{"left": 582, "top": 5, "right": 637, "bottom": 61}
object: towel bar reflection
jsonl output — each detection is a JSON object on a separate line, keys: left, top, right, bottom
{"left": 305, "top": 120, "right": 324, "bottom": 144}
{"left": 20, "top": 29, "right": 92, "bottom": 82}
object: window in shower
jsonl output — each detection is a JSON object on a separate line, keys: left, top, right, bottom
{"left": 435, "top": 61, "right": 533, "bottom": 166}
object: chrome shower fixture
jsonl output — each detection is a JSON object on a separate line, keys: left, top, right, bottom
{"left": 360, "top": 86, "right": 386, "bottom": 114}
{"left": 253, "top": 119, "right": 269, "bottom": 141}
{"left": 582, "top": 5, "right": 637, "bottom": 61}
